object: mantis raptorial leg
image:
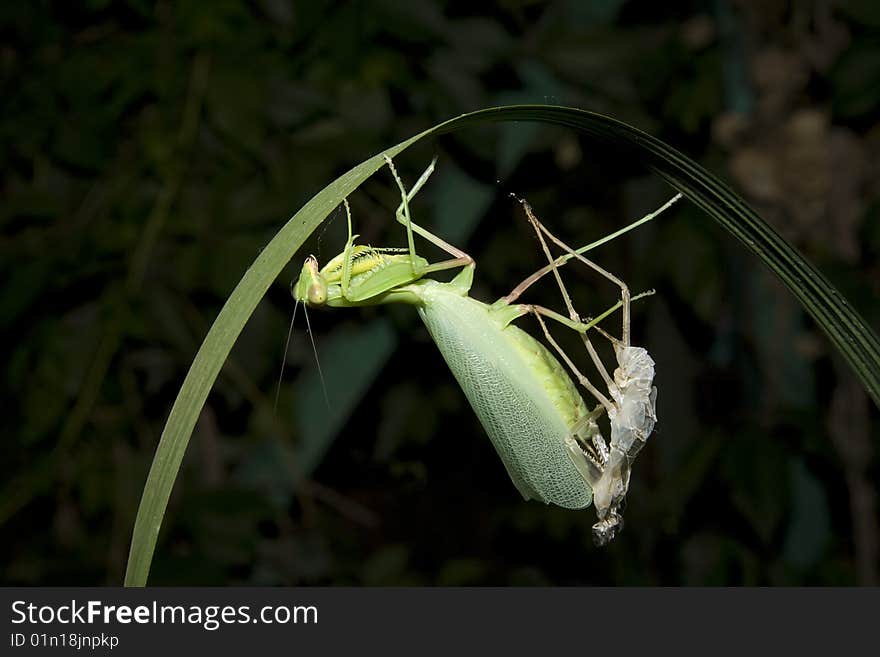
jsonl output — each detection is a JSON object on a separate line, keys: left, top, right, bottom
{"left": 295, "top": 157, "right": 476, "bottom": 308}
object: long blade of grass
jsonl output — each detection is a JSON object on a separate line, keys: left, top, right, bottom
{"left": 125, "top": 104, "right": 880, "bottom": 586}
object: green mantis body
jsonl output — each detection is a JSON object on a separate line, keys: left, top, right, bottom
{"left": 404, "top": 269, "right": 599, "bottom": 508}
{"left": 293, "top": 156, "right": 677, "bottom": 543}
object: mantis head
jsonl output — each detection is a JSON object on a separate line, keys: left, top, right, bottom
{"left": 292, "top": 256, "right": 328, "bottom": 306}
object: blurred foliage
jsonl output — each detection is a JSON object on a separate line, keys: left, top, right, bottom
{"left": 2, "top": 0, "right": 879, "bottom": 585}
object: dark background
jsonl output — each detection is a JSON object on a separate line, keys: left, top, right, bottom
{"left": 2, "top": 0, "right": 879, "bottom": 585}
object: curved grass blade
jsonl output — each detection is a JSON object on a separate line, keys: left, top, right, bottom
{"left": 125, "top": 104, "right": 880, "bottom": 586}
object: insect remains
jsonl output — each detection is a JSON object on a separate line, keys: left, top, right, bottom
{"left": 291, "top": 155, "right": 679, "bottom": 545}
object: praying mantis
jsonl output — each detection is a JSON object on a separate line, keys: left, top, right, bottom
{"left": 292, "top": 155, "right": 681, "bottom": 545}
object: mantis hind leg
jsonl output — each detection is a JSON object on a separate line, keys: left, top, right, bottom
{"left": 503, "top": 192, "right": 680, "bottom": 336}
{"left": 529, "top": 307, "right": 613, "bottom": 412}
{"left": 517, "top": 198, "right": 632, "bottom": 348}
{"left": 513, "top": 290, "right": 655, "bottom": 411}
{"left": 513, "top": 197, "right": 617, "bottom": 392}
{"left": 383, "top": 155, "right": 473, "bottom": 277}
